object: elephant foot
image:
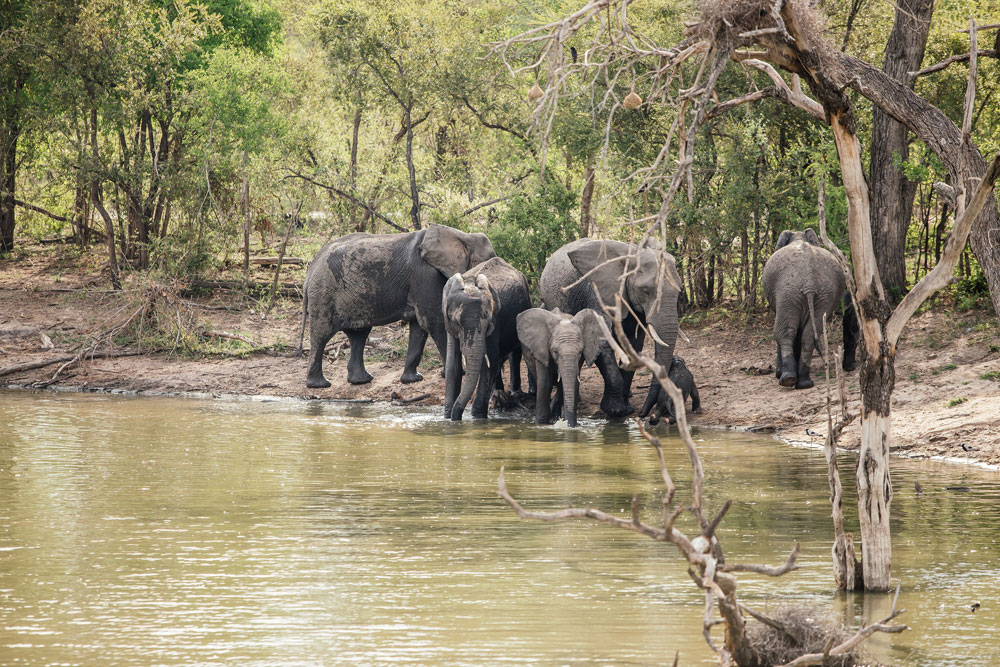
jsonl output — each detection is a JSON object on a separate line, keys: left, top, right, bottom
{"left": 471, "top": 410, "right": 488, "bottom": 419}
{"left": 400, "top": 369, "right": 424, "bottom": 384}
{"left": 601, "top": 396, "right": 635, "bottom": 419}
{"left": 795, "top": 377, "right": 815, "bottom": 390}
{"left": 843, "top": 359, "right": 857, "bottom": 372}
{"left": 306, "top": 376, "right": 331, "bottom": 389}
{"left": 778, "top": 372, "right": 797, "bottom": 388}
{"left": 347, "top": 368, "right": 374, "bottom": 385}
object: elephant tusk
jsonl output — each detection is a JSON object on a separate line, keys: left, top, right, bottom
{"left": 648, "top": 324, "right": 669, "bottom": 347}
{"left": 484, "top": 354, "right": 491, "bottom": 370}
{"left": 677, "top": 326, "right": 691, "bottom": 343}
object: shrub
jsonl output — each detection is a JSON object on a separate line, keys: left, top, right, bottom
{"left": 487, "top": 178, "right": 579, "bottom": 293}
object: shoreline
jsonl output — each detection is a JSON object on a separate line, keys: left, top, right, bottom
{"left": 5, "top": 379, "right": 1000, "bottom": 473}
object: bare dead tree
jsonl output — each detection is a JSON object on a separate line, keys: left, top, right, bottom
{"left": 499, "top": 289, "right": 907, "bottom": 665}
{"left": 491, "top": 0, "right": 1000, "bottom": 593}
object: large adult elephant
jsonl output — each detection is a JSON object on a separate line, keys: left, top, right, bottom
{"left": 762, "top": 228, "right": 859, "bottom": 390}
{"left": 300, "top": 224, "right": 496, "bottom": 388}
{"left": 442, "top": 258, "right": 530, "bottom": 420}
{"left": 516, "top": 307, "right": 606, "bottom": 427}
{"left": 539, "top": 238, "right": 682, "bottom": 419}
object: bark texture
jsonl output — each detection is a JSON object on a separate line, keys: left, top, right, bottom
{"left": 868, "top": 0, "right": 934, "bottom": 301}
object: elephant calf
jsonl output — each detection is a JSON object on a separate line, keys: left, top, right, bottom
{"left": 646, "top": 356, "right": 700, "bottom": 426}
{"left": 762, "top": 229, "right": 859, "bottom": 390}
{"left": 516, "top": 308, "right": 607, "bottom": 427}
{"left": 443, "top": 258, "right": 530, "bottom": 420}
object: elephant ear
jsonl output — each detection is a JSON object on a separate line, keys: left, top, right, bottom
{"left": 420, "top": 224, "right": 472, "bottom": 277}
{"left": 442, "top": 273, "right": 466, "bottom": 317}
{"left": 802, "top": 228, "right": 821, "bottom": 246}
{"left": 566, "top": 240, "right": 628, "bottom": 304}
{"left": 571, "top": 308, "right": 608, "bottom": 365}
{"left": 775, "top": 230, "right": 794, "bottom": 251}
{"left": 476, "top": 274, "right": 496, "bottom": 322}
{"left": 517, "top": 308, "right": 561, "bottom": 366}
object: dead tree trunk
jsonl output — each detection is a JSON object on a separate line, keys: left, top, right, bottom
{"left": 868, "top": 0, "right": 934, "bottom": 302}
{"left": 580, "top": 164, "right": 595, "bottom": 238}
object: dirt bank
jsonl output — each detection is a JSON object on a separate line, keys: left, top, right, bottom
{"left": 3, "top": 243, "right": 999, "bottom": 466}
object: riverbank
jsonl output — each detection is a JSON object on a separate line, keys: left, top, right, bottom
{"left": 3, "top": 242, "right": 999, "bottom": 465}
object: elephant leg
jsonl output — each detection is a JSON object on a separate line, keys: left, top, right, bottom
{"left": 595, "top": 347, "right": 634, "bottom": 418}
{"left": 444, "top": 334, "right": 461, "bottom": 418}
{"left": 775, "top": 343, "right": 782, "bottom": 380}
{"left": 796, "top": 320, "right": 816, "bottom": 390}
{"left": 344, "top": 327, "right": 374, "bottom": 385}
{"left": 550, "top": 380, "right": 564, "bottom": 420}
{"left": 690, "top": 383, "right": 701, "bottom": 412}
{"left": 428, "top": 326, "right": 449, "bottom": 379}
{"left": 400, "top": 322, "right": 427, "bottom": 384}
{"left": 534, "top": 361, "right": 553, "bottom": 424}
{"left": 620, "top": 317, "right": 644, "bottom": 399}
{"left": 471, "top": 341, "right": 501, "bottom": 419}
{"left": 507, "top": 348, "right": 523, "bottom": 394}
{"left": 306, "top": 315, "right": 337, "bottom": 389}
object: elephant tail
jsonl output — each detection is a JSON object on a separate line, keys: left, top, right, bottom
{"left": 297, "top": 287, "right": 308, "bottom": 357}
{"left": 806, "top": 292, "right": 823, "bottom": 356}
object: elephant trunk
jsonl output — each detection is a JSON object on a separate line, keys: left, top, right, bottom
{"left": 641, "top": 303, "right": 678, "bottom": 417}
{"left": 451, "top": 335, "right": 485, "bottom": 420}
{"left": 557, "top": 353, "right": 580, "bottom": 427}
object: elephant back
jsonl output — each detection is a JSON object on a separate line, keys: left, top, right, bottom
{"left": 762, "top": 241, "right": 845, "bottom": 307}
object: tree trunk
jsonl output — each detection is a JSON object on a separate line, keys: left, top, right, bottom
{"left": 0, "top": 122, "right": 15, "bottom": 253}
{"left": 868, "top": 0, "right": 933, "bottom": 302}
{"left": 242, "top": 149, "right": 250, "bottom": 279}
{"left": 580, "top": 164, "right": 595, "bottom": 238}
{"left": 404, "top": 105, "right": 421, "bottom": 230}
{"left": 90, "top": 106, "right": 121, "bottom": 290}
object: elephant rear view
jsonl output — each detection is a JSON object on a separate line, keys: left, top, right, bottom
{"left": 443, "top": 257, "right": 531, "bottom": 420}
{"left": 762, "top": 229, "right": 858, "bottom": 390}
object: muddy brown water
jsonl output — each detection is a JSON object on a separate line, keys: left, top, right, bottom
{"left": 1, "top": 390, "right": 998, "bottom": 665}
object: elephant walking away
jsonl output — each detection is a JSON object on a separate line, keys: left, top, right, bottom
{"left": 516, "top": 308, "right": 607, "bottom": 427}
{"left": 300, "top": 224, "right": 495, "bottom": 389}
{"left": 540, "top": 238, "right": 683, "bottom": 420}
{"left": 443, "top": 258, "right": 531, "bottom": 420}
{"left": 762, "top": 229, "right": 859, "bottom": 390}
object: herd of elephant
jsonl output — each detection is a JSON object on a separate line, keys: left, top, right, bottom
{"left": 298, "top": 224, "right": 859, "bottom": 427}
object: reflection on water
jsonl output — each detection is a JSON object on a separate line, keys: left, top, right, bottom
{"left": 1, "top": 390, "right": 998, "bottom": 665}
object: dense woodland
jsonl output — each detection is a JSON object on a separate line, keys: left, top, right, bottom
{"left": 2, "top": 0, "right": 999, "bottom": 316}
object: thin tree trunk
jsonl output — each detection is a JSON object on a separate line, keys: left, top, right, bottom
{"left": 0, "top": 123, "right": 15, "bottom": 253}
{"left": 580, "top": 164, "right": 595, "bottom": 238}
{"left": 241, "top": 149, "right": 250, "bottom": 279}
{"left": 404, "top": 105, "right": 421, "bottom": 230}
{"left": 350, "top": 103, "right": 361, "bottom": 227}
{"left": 868, "top": 0, "right": 934, "bottom": 303}
{"left": 90, "top": 107, "right": 121, "bottom": 290}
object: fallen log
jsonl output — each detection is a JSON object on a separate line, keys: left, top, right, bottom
{"left": 202, "top": 330, "right": 260, "bottom": 346}
{"left": 250, "top": 256, "right": 305, "bottom": 266}
{"left": 0, "top": 350, "right": 144, "bottom": 378}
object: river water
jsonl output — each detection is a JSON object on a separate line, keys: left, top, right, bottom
{"left": 1, "top": 390, "right": 998, "bottom": 665}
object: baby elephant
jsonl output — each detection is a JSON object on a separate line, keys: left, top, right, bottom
{"left": 516, "top": 308, "right": 607, "bottom": 427}
{"left": 646, "top": 356, "right": 700, "bottom": 426}
{"left": 443, "top": 257, "right": 530, "bottom": 420}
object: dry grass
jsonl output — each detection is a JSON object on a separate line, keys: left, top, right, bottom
{"left": 745, "top": 603, "right": 855, "bottom": 666}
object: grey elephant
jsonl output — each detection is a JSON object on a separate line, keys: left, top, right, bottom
{"left": 299, "top": 224, "right": 495, "bottom": 389}
{"left": 646, "top": 356, "right": 700, "bottom": 426}
{"left": 762, "top": 228, "right": 859, "bottom": 390}
{"left": 443, "top": 257, "right": 531, "bottom": 420}
{"left": 539, "top": 238, "right": 683, "bottom": 420}
{"left": 516, "top": 308, "right": 607, "bottom": 427}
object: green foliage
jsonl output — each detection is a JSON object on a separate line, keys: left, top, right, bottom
{"left": 947, "top": 397, "right": 967, "bottom": 408}
{"left": 487, "top": 177, "right": 579, "bottom": 290}
{"left": 981, "top": 371, "right": 1000, "bottom": 382}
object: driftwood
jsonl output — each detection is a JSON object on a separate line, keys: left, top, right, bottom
{"left": 0, "top": 350, "right": 144, "bottom": 378}
{"left": 250, "top": 256, "right": 304, "bottom": 266}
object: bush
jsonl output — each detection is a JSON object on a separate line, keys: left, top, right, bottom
{"left": 487, "top": 178, "right": 579, "bottom": 293}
